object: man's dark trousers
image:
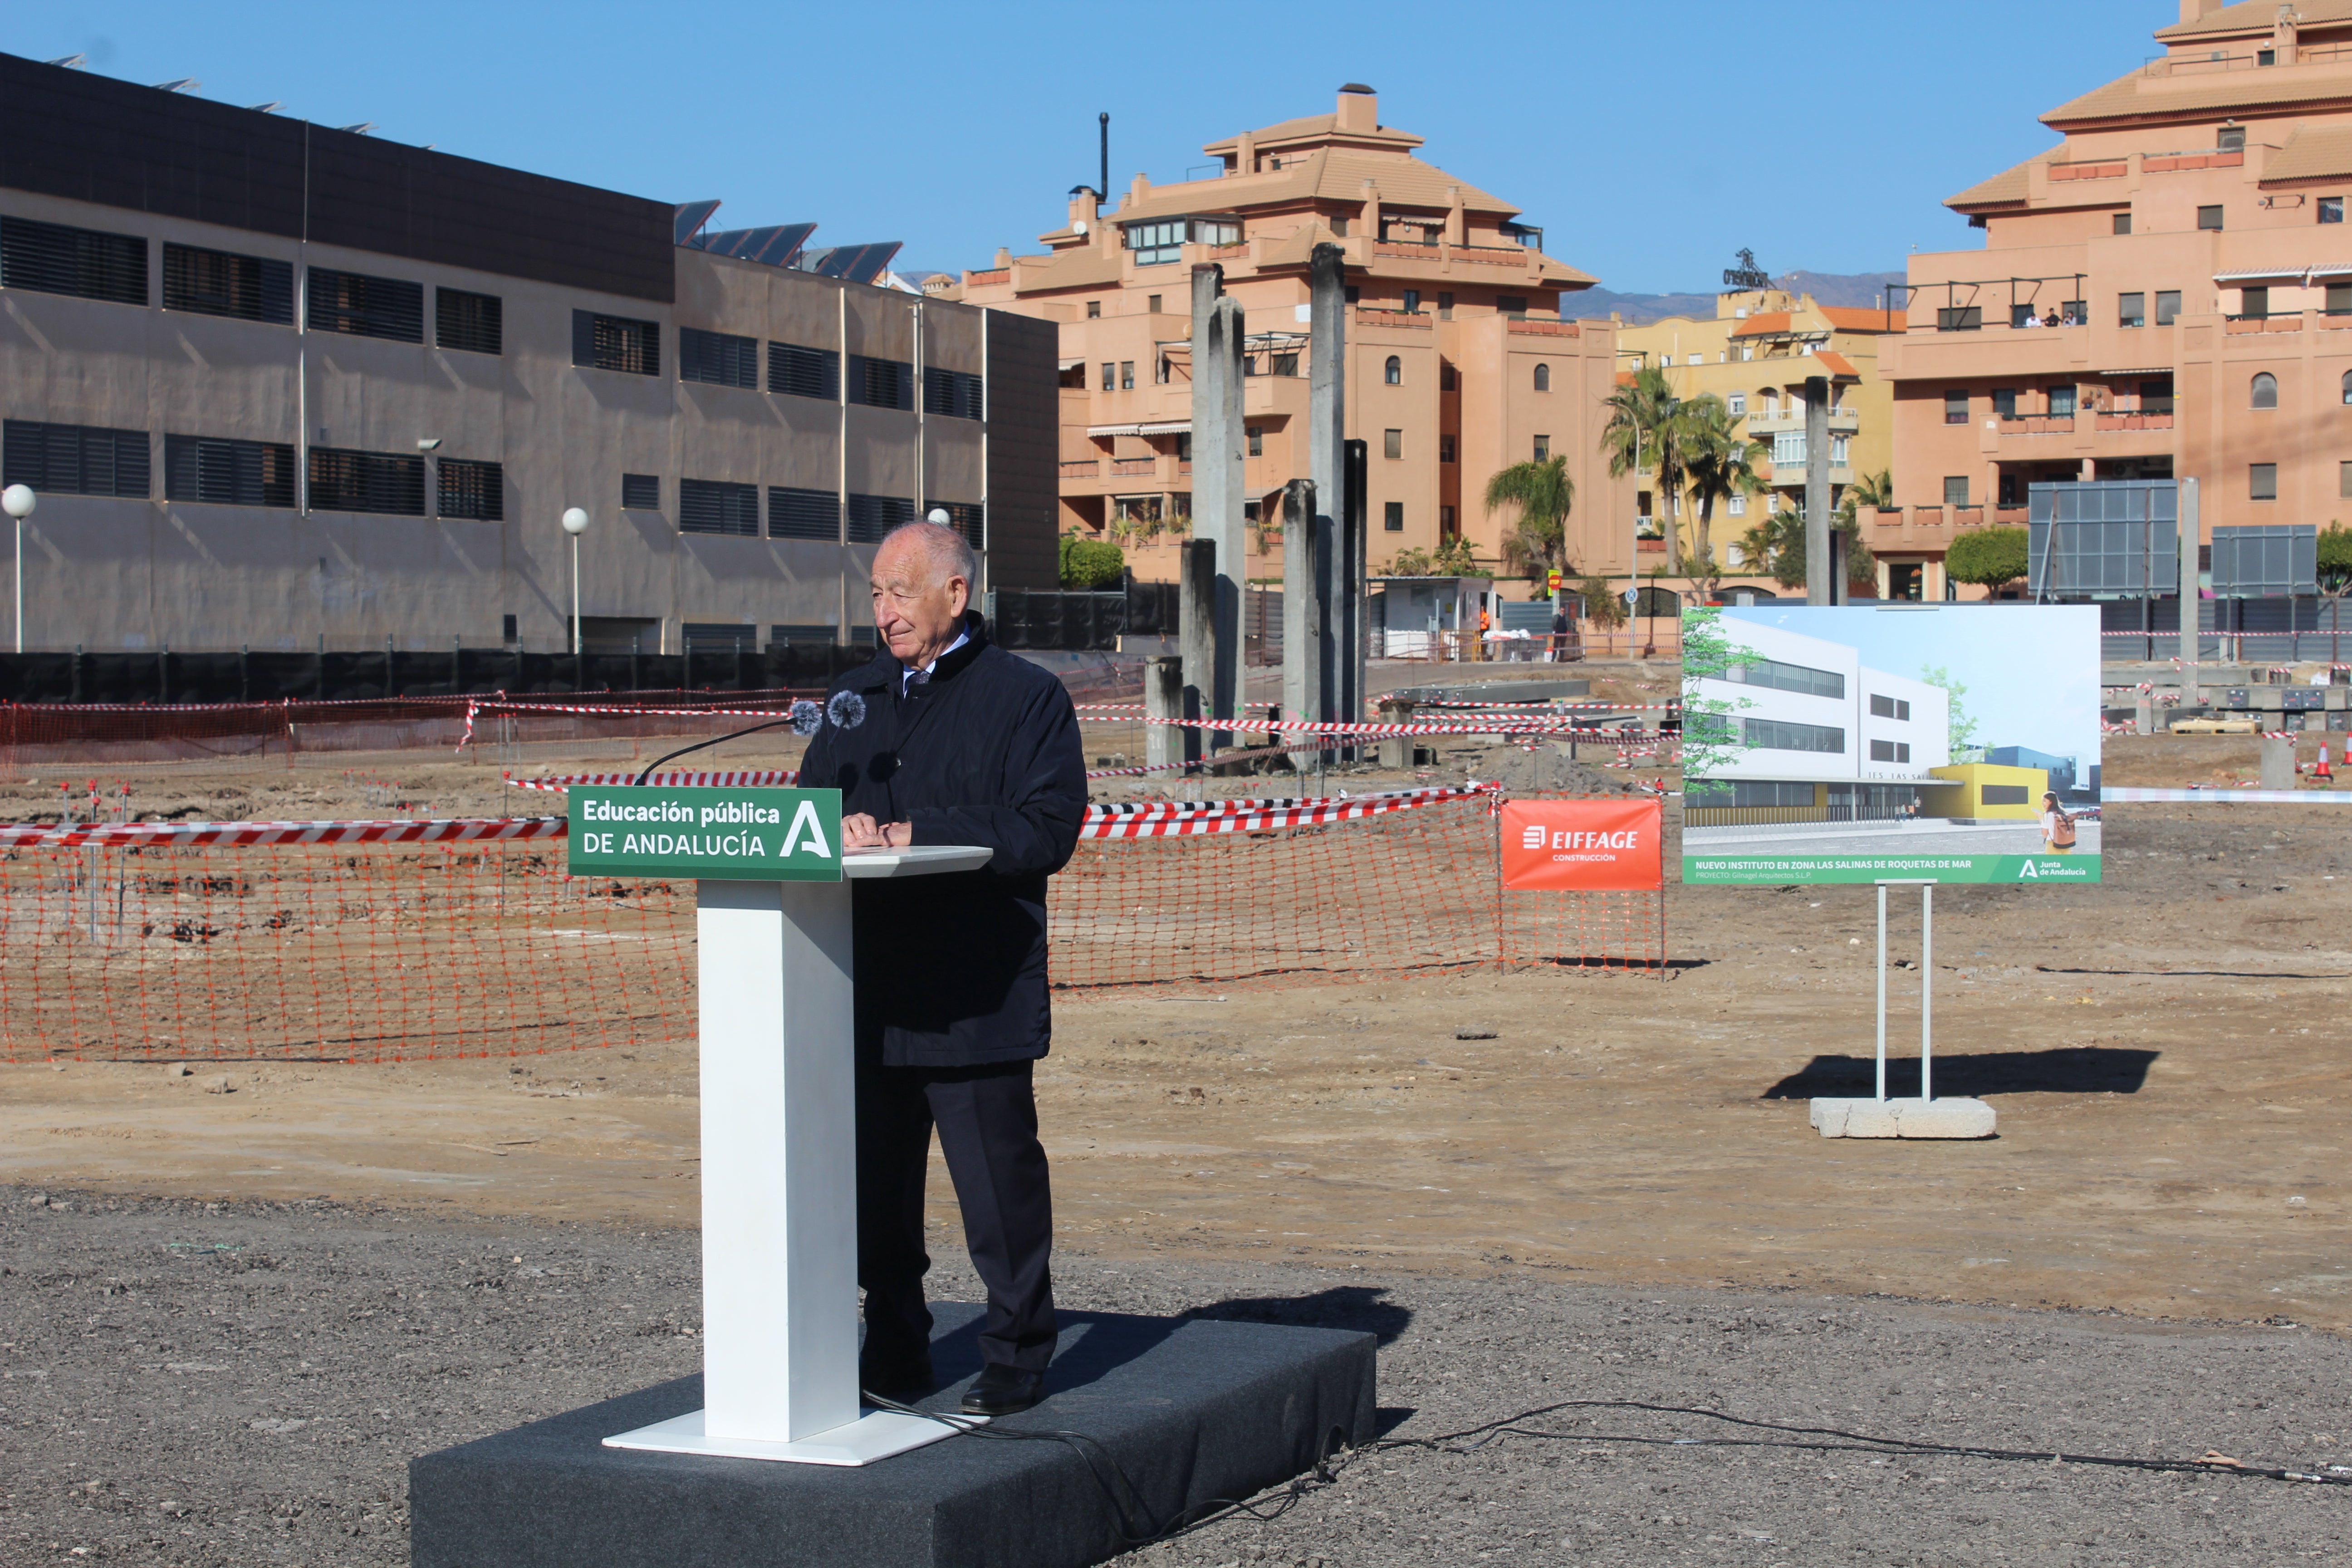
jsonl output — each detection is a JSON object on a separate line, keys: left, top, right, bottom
{"left": 856, "top": 1049, "right": 1056, "bottom": 1374}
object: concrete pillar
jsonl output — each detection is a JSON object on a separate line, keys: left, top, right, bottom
{"left": 2261, "top": 733, "right": 2295, "bottom": 790}
{"left": 1377, "top": 697, "right": 1415, "bottom": 770}
{"left": 1178, "top": 539, "right": 1215, "bottom": 773}
{"left": 2178, "top": 476, "right": 2201, "bottom": 686}
{"left": 1145, "top": 654, "right": 1183, "bottom": 774}
{"left": 1190, "top": 265, "right": 1244, "bottom": 741}
{"left": 1281, "top": 477, "right": 1323, "bottom": 768}
{"left": 2133, "top": 696, "right": 2156, "bottom": 735}
{"left": 1804, "top": 374, "right": 1831, "bottom": 606}
{"left": 1309, "top": 243, "right": 1352, "bottom": 745}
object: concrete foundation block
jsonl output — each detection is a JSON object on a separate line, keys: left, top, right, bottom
{"left": 1810, "top": 1097, "right": 1997, "bottom": 1140}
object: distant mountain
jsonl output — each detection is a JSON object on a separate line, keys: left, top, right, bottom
{"left": 1567, "top": 270, "right": 1905, "bottom": 325}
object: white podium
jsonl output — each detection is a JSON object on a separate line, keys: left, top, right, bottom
{"left": 603, "top": 843, "right": 995, "bottom": 1466}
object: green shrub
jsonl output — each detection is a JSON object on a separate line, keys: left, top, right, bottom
{"left": 1059, "top": 534, "right": 1127, "bottom": 589}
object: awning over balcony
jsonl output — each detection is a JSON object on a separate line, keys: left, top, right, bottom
{"left": 1085, "top": 421, "right": 1193, "bottom": 437}
{"left": 1058, "top": 358, "right": 1083, "bottom": 371}
{"left": 2212, "top": 264, "right": 2352, "bottom": 285}
{"left": 2096, "top": 367, "right": 2172, "bottom": 377}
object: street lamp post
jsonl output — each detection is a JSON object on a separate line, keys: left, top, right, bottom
{"left": 3, "top": 485, "right": 35, "bottom": 655}
{"left": 561, "top": 508, "right": 590, "bottom": 657}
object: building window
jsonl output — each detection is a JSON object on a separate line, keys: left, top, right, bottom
{"left": 767, "top": 486, "right": 839, "bottom": 541}
{"left": 1944, "top": 391, "right": 1969, "bottom": 425}
{"left": 0, "top": 216, "right": 146, "bottom": 305}
{"left": 1999, "top": 473, "right": 2021, "bottom": 507}
{"left": 1772, "top": 431, "right": 1807, "bottom": 467}
{"left": 1402, "top": 289, "right": 1421, "bottom": 314}
{"left": 1383, "top": 428, "right": 1402, "bottom": 459}
{"left": 1992, "top": 388, "right": 2019, "bottom": 419}
{"left": 572, "top": 310, "right": 660, "bottom": 376}
{"left": 1440, "top": 434, "right": 1456, "bottom": 463}
{"left": 1869, "top": 694, "right": 1912, "bottom": 720}
{"left": 2242, "top": 286, "right": 2270, "bottom": 319}
{"left": 678, "top": 478, "right": 761, "bottom": 536}
{"left": 1246, "top": 425, "right": 1263, "bottom": 458}
{"left": 1742, "top": 717, "right": 1846, "bottom": 754}
{"left": 848, "top": 355, "right": 914, "bottom": 410}
{"left": 1122, "top": 216, "right": 1236, "bottom": 265}
{"left": 436, "top": 288, "right": 502, "bottom": 355}
{"left": 1439, "top": 363, "right": 1457, "bottom": 392}
{"left": 1868, "top": 739, "right": 1912, "bottom": 763}
{"left": 161, "top": 435, "right": 294, "bottom": 508}
{"left": 1727, "top": 492, "right": 1746, "bottom": 516}
{"left": 1101, "top": 362, "right": 1115, "bottom": 392}
{"left": 2156, "top": 289, "right": 2181, "bottom": 326}
{"left": 846, "top": 493, "right": 914, "bottom": 543}
{"left": 2252, "top": 372, "right": 2279, "bottom": 409}
{"left": 2114, "top": 212, "right": 2133, "bottom": 235}
{"left": 1146, "top": 294, "right": 1161, "bottom": 313}
{"left": 1086, "top": 300, "right": 1101, "bottom": 318}
{"left": 1497, "top": 295, "right": 1527, "bottom": 316}
{"left": 1383, "top": 500, "right": 1404, "bottom": 532}
{"left": 2141, "top": 377, "right": 2175, "bottom": 415}
{"left": 2118, "top": 292, "right": 2145, "bottom": 328}
{"left": 1717, "top": 657, "right": 1845, "bottom": 699}
{"left": 2048, "top": 384, "right": 2077, "bottom": 417}
{"left": 2198, "top": 205, "right": 2225, "bottom": 231}
{"left": 2325, "top": 198, "right": 2346, "bottom": 225}
{"left": 1440, "top": 505, "right": 1455, "bottom": 531}
{"left": 2010, "top": 303, "right": 2038, "bottom": 329}
{"left": 678, "top": 327, "right": 760, "bottom": 388}
{"left": 2219, "top": 124, "right": 2247, "bottom": 152}
{"left": 1830, "top": 434, "right": 1850, "bottom": 466}
{"left": 162, "top": 243, "right": 292, "bottom": 324}
{"left": 1533, "top": 363, "right": 1551, "bottom": 392}
{"left": 1384, "top": 355, "right": 1401, "bottom": 385}
{"left": 1533, "top": 435, "right": 1550, "bottom": 461}
{"left": 2341, "top": 460, "right": 2352, "bottom": 499}
{"left": 1936, "top": 305, "right": 1983, "bottom": 331}
{"left": 2343, "top": 370, "right": 2352, "bottom": 405}
{"left": 308, "top": 447, "right": 427, "bottom": 515}
{"left": 3, "top": 420, "right": 149, "bottom": 497}
{"left": 932, "top": 500, "right": 985, "bottom": 549}
{"left": 2251, "top": 462, "right": 2278, "bottom": 500}
{"left": 621, "top": 473, "right": 661, "bottom": 511}
{"left": 1437, "top": 292, "right": 1454, "bottom": 315}
{"left": 769, "top": 342, "right": 839, "bottom": 400}
{"left": 436, "top": 458, "right": 503, "bottom": 521}
{"left": 1726, "top": 392, "right": 1746, "bottom": 416}
{"left": 310, "top": 268, "right": 425, "bottom": 343}
{"left": 1119, "top": 361, "right": 1134, "bottom": 390}
{"left": 1344, "top": 285, "right": 1359, "bottom": 304}
{"left": 1943, "top": 476, "right": 1970, "bottom": 507}
{"left": 922, "top": 366, "right": 985, "bottom": 419}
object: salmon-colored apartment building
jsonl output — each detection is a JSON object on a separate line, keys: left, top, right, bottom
{"left": 1885, "top": 0, "right": 2352, "bottom": 597}
{"left": 936, "top": 87, "right": 1634, "bottom": 587}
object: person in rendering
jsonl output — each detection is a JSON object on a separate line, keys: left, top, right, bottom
{"left": 796, "top": 519, "right": 1087, "bottom": 1418}
{"left": 2039, "top": 790, "right": 2078, "bottom": 853}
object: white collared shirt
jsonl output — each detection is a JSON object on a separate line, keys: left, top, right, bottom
{"left": 900, "top": 629, "right": 969, "bottom": 695}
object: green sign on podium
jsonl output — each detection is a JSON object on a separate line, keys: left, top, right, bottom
{"left": 568, "top": 787, "right": 844, "bottom": 882}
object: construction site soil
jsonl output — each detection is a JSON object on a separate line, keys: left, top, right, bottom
{"left": 6, "top": 681, "right": 2352, "bottom": 1565}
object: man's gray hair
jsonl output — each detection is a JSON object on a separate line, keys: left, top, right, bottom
{"left": 881, "top": 519, "right": 979, "bottom": 591}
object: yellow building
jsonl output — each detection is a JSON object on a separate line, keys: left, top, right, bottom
{"left": 1612, "top": 289, "right": 1901, "bottom": 596}
{"left": 1924, "top": 763, "right": 2049, "bottom": 821}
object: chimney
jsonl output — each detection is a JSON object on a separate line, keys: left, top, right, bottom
{"left": 1360, "top": 178, "right": 1382, "bottom": 245}
{"left": 2277, "top": 4, "right": 2299, "bottom": 64}
{"left": 1067, "top": 187, "right": 1098, "bottom": 233}
{"left": 2177, "top": 0, "right": 2224, "bottom": 22}
{"left": 1235, "top": 129, "right": 1255, "bottom": 174}
{"left": 1444, "top": 185, "right": 1465, "bottom": 247}
{"left": 1336, "top": 83, "right": 1377, "bottom": 133}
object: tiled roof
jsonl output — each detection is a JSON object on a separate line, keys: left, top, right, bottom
{"left": 2043, "top": 62, "right": 2352, "bottom": 128}
{"left": 1946, "top": 152, "right": 2044, "bottom": 210}
{"left": 1013, "top": 248, "right": 1123, "bottom": 292}
{"left": 1813, "top": 350, "right": 1860, "bottom": 379}
{"left": 2261, "top": 122, "right": 2352, "bottom": 183}
{"left": 1819, "top": 306, "right": 1901, "bottom": 333}
{"left": 1107, "top": 147, "right": 1518, "bottom": 224}
{"left": 1730, "top": 313, "right": 1792, "bottom": 338}
{"left": 2156, "top": 0, "right": 2352, "bottom": 38}
{"left": 1202, "top": 113, "right": 1423, "bottom": 154}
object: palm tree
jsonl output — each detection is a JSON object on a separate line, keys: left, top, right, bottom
{"left": 1676, "top": 396, "right": 1761, "bottom": 604}
{"left": 1482, "top": 455, "right": 1576, "bottom": 583}
{"left": 1600, "top": 366, "right": 1687, "bottom": 564}
{"left": 1835, "top": 469, "right": 1895, "bottom": 530}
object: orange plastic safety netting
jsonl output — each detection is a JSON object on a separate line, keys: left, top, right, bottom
{"left": 2, "top": 793, "right": 1664, "bottom": 1064}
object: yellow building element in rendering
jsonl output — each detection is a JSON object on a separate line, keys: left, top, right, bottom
{"left": 1924, "top": 763, "right": 2049, "bottom": 821}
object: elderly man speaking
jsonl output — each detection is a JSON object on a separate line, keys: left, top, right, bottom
{"left": 798, "top": 519, "right": 1086, "bottom": 1417}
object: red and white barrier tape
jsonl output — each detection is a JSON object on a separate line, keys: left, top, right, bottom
{"left": 508, "top": 769, "right": 800, "bottom": 792}
{"left": 460, "top": 698, "right": 805, "bottom": 748}
{"left": 1079, "top": 783, "right": 1497, "bottom": 838}
{"left": 0, "top": 817, "right": 568, "bottom": 850}
{"left": 1087, "top": 783, "right": 1476, "bottom": 820}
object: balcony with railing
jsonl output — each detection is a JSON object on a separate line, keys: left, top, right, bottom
{"left": 2094, "top": 409, "right": 2174, "bottom": 431}
{"left": 1743, "top": 408, "right": 1860, "bottom": 436}
{"left": 1109, "top": 457, "right": 1156, "bottom": 477}
{"left": 1356, "top": 307, "right": 1435, "bottom": 329}
{"left": 1059, "top": 458, "right": 1100, "bottom": 479}
{"left": 1995, "top": 414, "right": 2076, "bottom": 435}
{"left": 1869, "top": 505, "right": 2002, "bottom": 551}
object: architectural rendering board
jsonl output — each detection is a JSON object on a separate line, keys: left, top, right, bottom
{"left": 1681, "top": 604, "right": 2101, "bottom": 886}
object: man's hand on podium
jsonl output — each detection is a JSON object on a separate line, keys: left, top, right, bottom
{"left": 842, "top": 813, "right": 914, "bottom": 851}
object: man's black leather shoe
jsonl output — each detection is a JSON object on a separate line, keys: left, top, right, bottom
{"left": 960, "top": 1364, "right": 1044, "bottom": 1416}
{"left": 859, "top": 1352, "right": 935, "bottom": 1401}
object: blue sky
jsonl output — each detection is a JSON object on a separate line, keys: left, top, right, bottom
{"left": 20, "top": 1, "right": 2174, "bottom": 290}
{"left": 1723, "top": 606, "right": 2104, "bottom": 768}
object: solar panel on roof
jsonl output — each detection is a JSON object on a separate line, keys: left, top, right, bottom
{"left": 800, "top": 242, "right": 902, "bottom": 284}
{"left": 673, "top": 200, "right": 722, "bottom": 247}
{"left": 694, "top": 223, "right": 817, "bottom": 269}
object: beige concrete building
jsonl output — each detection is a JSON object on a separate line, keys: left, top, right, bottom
{"left": 0, "top": 53, "right": 1056, "bottom": 657}
{"left": 936, "top": 87, "right": 1633, "bottom": 592}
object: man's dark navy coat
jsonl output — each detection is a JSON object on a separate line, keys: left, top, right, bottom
{"left": 797, "top": 615, "right": 1086, "bottom": 1068}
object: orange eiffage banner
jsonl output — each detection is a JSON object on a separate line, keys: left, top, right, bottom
{"left": 1499, "top": 798, "right": 1664, "bottom": 891}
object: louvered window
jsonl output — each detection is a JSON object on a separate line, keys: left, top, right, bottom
{"left": 680, "top": 328, "right": 759, "bottom": 388}
{"left": 573, "top": 310, "right": 661, "bottom": 376}
{"left": 932, "top": 501, "right": 984, "bottom": 548}
{"left": 769, "top": 341, "right": 839, "bottom": 400}
{"left": 3, "top": 420, "right": 150, "bottom": 497}
{"left": 162, "top": 435, "right": 296, "bottom": 508}
{"left": 845, "top": 492, "right": 913, "bottom": 543}
{"left": 621, "top": 473, "right": 661, "bottom": 511}
{"left": 307, "top": 268, "right": 424, "bottom": 342}
{"left": 308, "top": 446, "right": 427, "bottom": 515}
{"left": 683, "top": 622, "right": 760, "bottom": 652}
{"left": 436, "top": 289, "right": 503, "bottom": 355}
{"left": 436, "top": 458, "right": 504, "bottom": 521}
{"left": 922, "top": 367, "right": 985, "bottom": 420}
{"left": 848, "top": 355, "right": 913, "bottom": 410}
{"left": 768, "top": 486, "right": 839, "bottom": 541}
{"left": 678, "top": 478, "right": 760, "bottom": 536}
{"left": 0, "top": 216, "right": 146, "bottom": 305}
{"left": 162, "top": 243, "right": 292, "bottom": 324}
{"left": 770, "top": 623, "right": 837, "bottom": 647}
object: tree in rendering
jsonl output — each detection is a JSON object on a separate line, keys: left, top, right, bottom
{"left": 1920, "top": 664, "right": 1981, "bottom": 758}
{"left": 1677, "top": 396, "right": 1762, "bottom": 602}
{"left": 1678, "top": 603, "right": 1764, "bottom": 780}
{"left": 1944, "top": 525, "right": 2029, "bottom": 598}
{"left": 1601, "top": 367, "right": 1688, "bottom": 562}
{"left": 1482, "top": 455, "right": 1576, "bottom": 583}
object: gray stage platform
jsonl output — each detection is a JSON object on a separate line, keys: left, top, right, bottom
{"left": 408, "top": 1303, "right": 1377, "bottom": 1568}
